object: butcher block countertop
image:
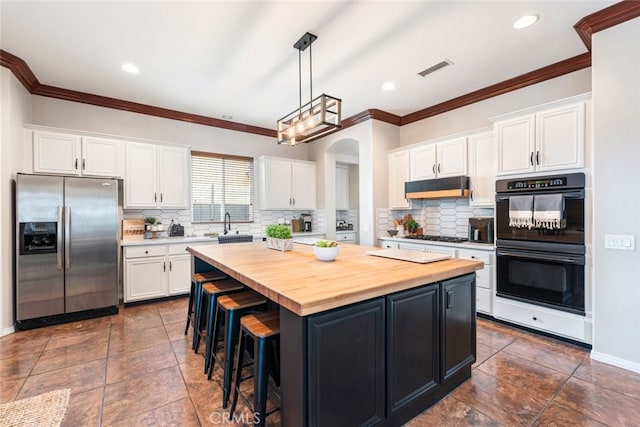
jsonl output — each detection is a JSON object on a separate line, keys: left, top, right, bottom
{"left": 187, "top": 242, "right": 484, "bottom": 316}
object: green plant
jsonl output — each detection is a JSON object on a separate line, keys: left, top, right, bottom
{"left": 315, "top": 239, "right": 338, "bottom": 247}
{"left": 144, "top": 216, "right": 157, "bottom": 225}
{"left": 265, "top": 224, "right": 292, "bottom": 239}
{"left": 406, "top": 219, "right": 419, "bottom": 231}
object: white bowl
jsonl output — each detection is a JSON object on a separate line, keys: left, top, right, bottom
{"left": 313, "top": 245, "right": 340, "bottom": 261}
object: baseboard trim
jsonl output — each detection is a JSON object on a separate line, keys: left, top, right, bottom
{"left": 590, "top": 350, "right": 640, "bottom": 374}
{"left": 1, "top": 325, "right": 16, "bottom": 337}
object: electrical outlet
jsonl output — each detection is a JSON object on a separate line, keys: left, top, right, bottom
{"left": 605, "top": 234, "right": 635, "bottom": 250}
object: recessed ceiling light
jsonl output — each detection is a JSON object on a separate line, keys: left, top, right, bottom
{"left": 382, "top": 81, "right": 396, "bottom": 91}
{"left": 121, "top": 63, "right": 139, "bottom": 74}
{"left": 222, "top": 115, "right": 233, "bottom": 120}
{"left": 513, "top": 14, "right": 539, "bottom": 29}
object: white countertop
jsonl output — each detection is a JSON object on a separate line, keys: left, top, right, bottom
{"left": 377, "top": 236, "right": 495, "bottom": 251}
{"left": 121, "top": 231, "right": 325, "bottom": 247}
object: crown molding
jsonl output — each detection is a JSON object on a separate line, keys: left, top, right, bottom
{"left": 1, "top": 1, "right": 638, "bottom": 136}
{"left": 0, "top": 49, "right": 39, "bottom": 91}
{"left": 574, "top": 0, "right": 640, "bottom": 51}
{"left": 31, "top": 83, "right": 276, "bottom": 137}
{"left": 401, "top": 53, "right": 591, "bottom": 126}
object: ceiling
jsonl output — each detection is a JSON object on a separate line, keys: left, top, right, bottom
{"left": 0, "top": 1, "right": 617, "bottom": 131}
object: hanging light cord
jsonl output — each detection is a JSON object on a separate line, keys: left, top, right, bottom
{"left": 298, "top": 48, "right": 302, "bottom": 117}
{"left": 309, "top": 42, "right": 313, "bottom": 104}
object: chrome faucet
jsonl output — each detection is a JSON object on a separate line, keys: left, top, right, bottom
{"left": 224, "top": 212, "right": 231, "bottom": 235}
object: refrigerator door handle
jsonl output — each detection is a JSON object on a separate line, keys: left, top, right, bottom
{"left": 57, "top": 206, "right": 64, "bottom": 270}
{"left": 64, "top": 206, "right": 71, "bottom": 269}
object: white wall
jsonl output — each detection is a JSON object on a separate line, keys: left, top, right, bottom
{"left": 30, "top": 96, "right": 308, "bottom": 160}
{"left": 308, "top": 120, "right": 400, "bottom": 246}
{"left": 0, "top": 68, "right": 32, "bottom": 335}
{"left": 400, "top": 68, "right": 592, "bottom": 146}
{"left": 590, "top": 18, "right": 640, "bottom": 372}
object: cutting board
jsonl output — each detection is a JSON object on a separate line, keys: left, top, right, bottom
{"left": 122, "top": 219, "right": 146, "bottom": 240}
{"left": 366, "top": 249, "right": 451, "bottom": 264}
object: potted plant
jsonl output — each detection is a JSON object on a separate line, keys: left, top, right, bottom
{"left": 265, "top": 224, "right": 293, "bottom": 251}
{"left": 144, "top": 216, "right": 157, "bottom": 231}
{"left": 406, "top": 219, "right": 419, "bottom": 235}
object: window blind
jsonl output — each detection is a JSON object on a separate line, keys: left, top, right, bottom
{"left": 191, "top": 152, "right": 254, "bottom": 223}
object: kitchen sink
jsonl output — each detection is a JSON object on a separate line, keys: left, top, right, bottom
{"left": 217, "top": 234, "right": 254, "bottom": 244}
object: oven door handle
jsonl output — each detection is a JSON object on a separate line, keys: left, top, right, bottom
{"left": 496, "top": 190, "right": 584, "bottom": 202}
{"left": 497, "top": 249, "right": 584, "bottom": 264}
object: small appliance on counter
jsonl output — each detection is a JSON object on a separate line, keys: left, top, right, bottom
{"left": 468, "top": 217, "right": 494, "bottom": 244}
{"left": 168, "top": 220, "right": 184, "bottom": 237}
{"left": 302, "top": 213, "right": 312, "bottom": 232}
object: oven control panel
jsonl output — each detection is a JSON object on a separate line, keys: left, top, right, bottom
{"left": 507, "top": 177, "right": 567, "bottom": 190}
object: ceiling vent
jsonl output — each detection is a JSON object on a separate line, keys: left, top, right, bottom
{"left": 418, "top": 59, "right": 453, "bottom": 77}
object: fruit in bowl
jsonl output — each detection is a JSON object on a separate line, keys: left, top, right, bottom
{"left": 313, "top": 239, "right": 339, "bottom": 261}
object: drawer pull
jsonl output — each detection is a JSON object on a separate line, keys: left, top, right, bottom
{"left": 532, "top": 316, "right": 538, "bottom": 321}
{"left": 145, "top": 250, "right": 149, "bottom": 254}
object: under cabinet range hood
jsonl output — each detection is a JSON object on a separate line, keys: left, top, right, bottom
{"left": 405, "top": 176, "right": 470, "bottom": 199}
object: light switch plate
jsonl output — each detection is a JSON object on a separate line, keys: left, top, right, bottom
{"left": 605, "top": 234, "right": 635, "bottom": 250}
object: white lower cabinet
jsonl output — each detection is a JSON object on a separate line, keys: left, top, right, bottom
{"left": 336, "top": 232, "right": 357, "bottom": 243}
{"left": 457, "top": 248, "right": 494, "bottom": 315}
{"left": 382, "top": 240, "right": 399, "bottom": 249}
{"left": 380, "top": 239, "right": 495, "bottom": 315}
{"left": 494, "top": 297, "right": 590, "bottom": 343}
{"left": 124, "top": 243, "right": 192, "bottom": 302}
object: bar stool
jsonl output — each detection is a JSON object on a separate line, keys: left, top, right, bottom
{"left": 193, "top": 279, "right": 245, "bottom": 361}
{"left": 207, "top": 291, "right": 268, "bottom": 408}
{"left": 230, "top": 311, "right": 280, "bottom": 427}
{"left": 184, "top": 271, "right": 226, "bottom": 350}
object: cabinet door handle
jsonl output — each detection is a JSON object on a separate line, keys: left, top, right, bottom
{"left": 75, "top": 158, "right": 78, "bottom": 170}
{"left": 530, "top": 152, "right": 534, "bottom": 166}
{"left": 432, "top": 164, "right": 436, "bottom": 174}
{"left": 82, "top": 159, "right": 86, "bottom": 170}
{"left": 446, "top": 290, "right": 454, "bottom": 309}
{"left": 169, "top": 261, "right": 172, "bottom": 271}
{"left": 292, "top": 198, "right": 295, "bottom": 206}
{"left": 154, "top": 193, "right": 157, "bottom": 202}
{"left": 470, "top": 190, "right": 474, "bottom": 201}
{"left": 536, "top": 151, "right": 540, "bottom": 165}
{"left": 437, "top": 163, "right": 441, "bottom": 174}
{"left": 160, "top": 193, "right": 163, "bottom": 203}
{"left": 163, "top": 261, "right": 166, "bottom": 272}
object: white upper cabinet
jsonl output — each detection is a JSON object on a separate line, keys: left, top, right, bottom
{"left": 495, "top": 101, "right": 585, "bottom": 176}
{"left": 336, "top": 164, "right": 350, "bottom": 210}
{"left": 258, "top": 156, "right": 316, "bottom": 210}
{"left": 495, "top": 116, "right": 535, "bottom": 175}
{"left": 81, "top": 136, "right": 124, "bottom": 177}
{"left": 409, "top": 144, "right": 436, "bottom": 180}
{"left": 388, "top": 150, "right": 410, "bottom": 209}
{"left": 535, "top": 103, "right": 585, "bottom": 172}
{"left": 468, "top": 131, "right": 496, "bottom": 207}
{"left": 409, "top": 137, "right": 467, "bottom": 181}
{"left": 157, "top": 145, "right": 190, "bottom": 208}
{"left": 437, "top": 137, "right": 468, "bottom": 177}
{"left": 125, "top": 142, "right": 189, "bottom": 209}
{"left": 32, "top": 130, "right": 123, "bottom": 177}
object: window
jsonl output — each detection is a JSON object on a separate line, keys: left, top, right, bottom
{"left": 191, "top": 151, "right": 254, "bottom": 223}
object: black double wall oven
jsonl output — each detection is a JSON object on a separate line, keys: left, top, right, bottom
{"left": 495, "top": 173, "right": 585, "bottom": 315}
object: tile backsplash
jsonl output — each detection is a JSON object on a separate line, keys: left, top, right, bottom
{"left": 122, "top": 209, "right": 325, "bottom": 237}
{"left": 377, "top": 199, "right": 493, "bottom": 238}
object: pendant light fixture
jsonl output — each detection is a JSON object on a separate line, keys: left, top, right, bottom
{"left": 277, "top": 32, "right": 342, "bottom": 146}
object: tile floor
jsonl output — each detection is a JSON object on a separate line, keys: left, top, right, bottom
{"left": 1, "top": 297, "right": 639, "bottom": 426}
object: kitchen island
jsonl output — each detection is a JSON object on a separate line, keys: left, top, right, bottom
{"left": 187, "top": 242, "right": 483, "bottom": 426}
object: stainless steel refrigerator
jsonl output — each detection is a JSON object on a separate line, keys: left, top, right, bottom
{"left": 15, "top": 174, "right": 119, "bottom": 327}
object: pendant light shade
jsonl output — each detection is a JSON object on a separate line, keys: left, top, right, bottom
{"left": 277, "top": 33, "right": 342, "bottom": 146}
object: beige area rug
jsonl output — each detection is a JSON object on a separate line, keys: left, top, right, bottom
{"left": 0, "top": 389, "right": 70, "bottom": 427}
